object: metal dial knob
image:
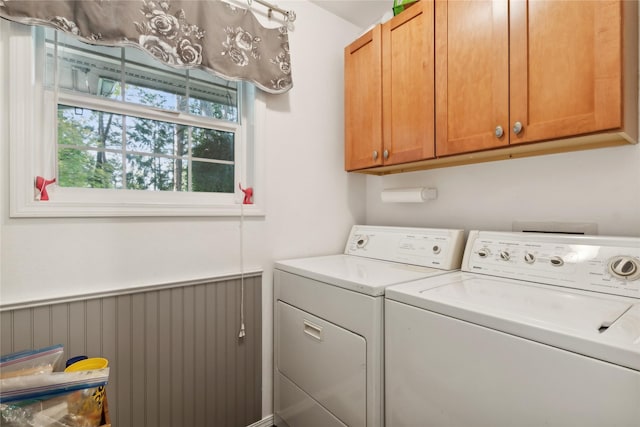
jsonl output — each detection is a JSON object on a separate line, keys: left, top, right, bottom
{"left": 477, "top": 248, "right": 491, "bottom": 258}
{"left": 549, "top": 256, "right": 564, "bottom": 267}
{"left": 609, "top": 256, "right": 640, "bottom": 279}
{"left": 355, "top": 235, "right": 369, "bottom": 248}
{"left": 499, "top": 251, "right": 511, "bottom": 261}
{"left": 513, "top": 121, "right": 524, "bottom": 135}
{"left": 495, "top": 126, "right": 504, "bottom": 138}
{"left": 523, "top": 252, "right": 536, "bottom": 264}
{"left": 373, "top": 150, "right": 379, "bottom": 161}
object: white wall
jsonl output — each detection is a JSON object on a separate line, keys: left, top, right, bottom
{"left": 366, "top": 144, "right": 640, "bottom": 236}
{"left": 256, "top": 1, "right": 366, "bottom": 415}
{"left": 0, "top": 0, "right": 365, "bottom": 417}
{"left": 366, "top": 1, "right": 640, "bottom": 238}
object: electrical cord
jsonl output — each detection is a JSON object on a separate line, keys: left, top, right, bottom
{"left": 238, "top": 191, "right": 246, "bottom": 339}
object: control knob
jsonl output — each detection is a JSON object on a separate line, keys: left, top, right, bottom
{"left": 609, "top": 256, "right": 640, "bottom": 280}
{"left": 549, "top": 256, "right": 564, "bottom": 267}
{"left": 477, "top": 248, "right": 491, "bottom": 258}
{"left": 523, "top": 252, "right": 536, "bottom": 264}
{"left": 432, "top": 245, "right": 442, "bottom": 254}
{"left": 499, "top": 251, "right": 510, "bottom": 261}
{"left": 355, "top": 235, "right": 369, "bottom": 248}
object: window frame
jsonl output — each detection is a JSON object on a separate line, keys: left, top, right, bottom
{"left": 7, "top": 22, "right": 265, "bottom": 218}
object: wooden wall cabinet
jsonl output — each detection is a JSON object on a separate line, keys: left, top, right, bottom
{"left": 344, "top": 25, "right": 382, "bottom": 171}
{"left": 436, "top": 0, "right": 638, "bottom": 157}
{"left": 344, "top": 1, "right": 434, "bottom": 171}
{"left": 345, "top": 0, "right": 638, "bottom": 175}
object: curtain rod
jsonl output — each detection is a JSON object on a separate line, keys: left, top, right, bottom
{"left": 249, "top": 0, "right": 296, "bottom": 22}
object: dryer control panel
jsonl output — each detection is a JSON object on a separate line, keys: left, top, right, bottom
{"left": 345, "top": 225, "right": 465, "bottom": 270}
{"left": 462, "top": 231, "right": 640, "bottom": 299}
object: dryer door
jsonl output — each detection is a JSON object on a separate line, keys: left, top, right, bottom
{"left": 276, "top": 301, "right": 366, "bottom": 427}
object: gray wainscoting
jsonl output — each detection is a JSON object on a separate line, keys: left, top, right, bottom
{"left": 0, "top": 274, "right": 262, "bottom": 427}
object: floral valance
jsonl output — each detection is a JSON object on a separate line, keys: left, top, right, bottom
{"left": 0, "top": 0, "right": 292, "bottom": 93}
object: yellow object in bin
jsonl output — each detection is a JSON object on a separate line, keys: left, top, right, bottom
{"left": 64, "top": 358, "right": 108, "bottom": 372}
{"left": 65, "top": 358, "right": 109, "bottom": 427}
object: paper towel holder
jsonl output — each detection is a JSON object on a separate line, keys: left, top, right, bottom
{"left": 381, "top": 187, "right": 437, "bottom": 203}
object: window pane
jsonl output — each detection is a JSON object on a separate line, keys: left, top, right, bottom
{"left": 124, "top": 47, "right": 188, "bottom": 111}
{"left": 192, "top": 128, "right": 234, "bottom": 162}
{"left": 176, "top": 125, "right": 190, "bottom": 157}
{"left": 58, "top": 149, "right": 123, "bottom": 189}
{"left": 126, "top": 155, "right": 180, "bottom": 191}
{"left": 126, "top": 116, "right": 181, "bottom": 156}
{"left": 46, "top": 28, "right": 240, "bottom": 120}
{"left": 58, "top": 105, "right": 123, "bottom": 150}
{"left": 47, "top": 28, "right": 247, "bottom": 199}
{"left": 177, "top": 158, "right": 189, "bottom": 192}
{"left": 125, "top": 83, "right": 188, "bottom": 111}
{"left": 188, "top": 94, "right": 238, "bottom": 122}
{"left": 45, "top": 28, "right": 123, "bottom": 98}
{"left": 188, "top": 68, "right": 238, "bottom": 122}
{"left": 190, "top": 161, "right": 234, "bottom": 193}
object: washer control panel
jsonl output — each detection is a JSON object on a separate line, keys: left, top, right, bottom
{"left": 463, "top": 231, "right": 640, "bottom": 298}
{"left": 345, "top": 225, "right": 466, "bottom": 270}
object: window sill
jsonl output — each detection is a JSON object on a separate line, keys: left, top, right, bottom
{"left": 10, "top": 200, "right": 264, "bottom": 218}
{"left": 11, "top": 187, "right": 264, "bottom": 218}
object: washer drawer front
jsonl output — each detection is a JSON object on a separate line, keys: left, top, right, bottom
{"left": 275, "top": 372, "right": 348, "bottom": 427}
{"left": 385, "top": 300, "right": 640, "bottom": 427}
{"left": 276, "top": 301, "right": 366, "bottom": 427}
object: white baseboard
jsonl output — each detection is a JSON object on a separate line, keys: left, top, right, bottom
{"left": 247, "top": 415, "right": 274, "bottom": 427}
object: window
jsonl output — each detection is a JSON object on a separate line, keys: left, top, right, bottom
{"left": 7, "top": 22, "right": 264, "bottom": 217}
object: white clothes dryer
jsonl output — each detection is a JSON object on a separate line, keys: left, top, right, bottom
{"left": 273, "top": 225, "right": 465, "bottom": 427}
{"left": 385, "top": 230, "right": 640, "bottom": 427}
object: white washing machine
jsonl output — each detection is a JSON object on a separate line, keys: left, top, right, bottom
{"left": 273, "top": 225, "right": 466, "bottom": 427}
{"left": 385, "top": 230, "right": 640, "bottom": 427}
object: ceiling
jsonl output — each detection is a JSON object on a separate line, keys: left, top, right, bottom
{"left": 309, "top": 1, "right": 392, "bottom": 29}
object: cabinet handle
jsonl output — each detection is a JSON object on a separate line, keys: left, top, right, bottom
{"left": 303, "top": 320, "right": 322, "bottom": 341}
{"left": 513, "top": 121, "right": 524, "bottom": 135}
{"left": 383, "top": 149, "right": 389, "bottom": 160}
{"left": 372, "top": 150, "right": 379, "bottom": 161}
{"left": 495, "top": 126, "right": 504, "bottom": 138}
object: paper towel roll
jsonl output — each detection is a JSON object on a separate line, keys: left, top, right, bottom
{"left": 381, "top": 187, "right": 437, "bottom": 203}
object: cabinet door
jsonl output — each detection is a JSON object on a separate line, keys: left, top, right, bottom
{"left": 509, "top": 0, "right": 623, "bottom": 144}
{"left": 345, "top": 26, "right": 382, "bottom": 171}
{"left": 276, "top": 301, "right": 366, "bottom": 427}
{"left": 435, "top": 0, "right": 509, "bottom": 156}
{"left": 382, "top": 0, "right": 435, "bottom": 165}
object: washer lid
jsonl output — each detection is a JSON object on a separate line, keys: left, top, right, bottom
{"left": 422, "top": 277, "right": 631, "bottom": 335}
{"left": 275, "top": 254, "right": 449, "bottom": 296}
{"left": 386, "top": 272, "right": 640, "bottom": 371}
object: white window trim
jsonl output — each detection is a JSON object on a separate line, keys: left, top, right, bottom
{"left": 7, "top": 22, "right": 266, "bottom": 218}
